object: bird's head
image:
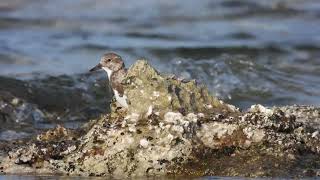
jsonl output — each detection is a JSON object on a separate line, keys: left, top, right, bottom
{"left": 90, "top": 53, "right": 125, "bottom": 74}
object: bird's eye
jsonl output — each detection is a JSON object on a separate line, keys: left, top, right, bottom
{"left": 107, "top": 59, "right": 111, "bottom": 62}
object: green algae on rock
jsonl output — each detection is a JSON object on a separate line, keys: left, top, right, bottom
{"left": 2, "top": 60, "right": 320, "bottom": 178}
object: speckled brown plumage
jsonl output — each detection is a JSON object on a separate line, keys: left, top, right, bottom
{"left": 90, "top": 52, "right": 128, "bottom": 107}
{"left": 110, "top": 68, "right": 127, "bottom": 97}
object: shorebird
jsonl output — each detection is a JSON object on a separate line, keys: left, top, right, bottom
{"left": 90, "top": 53, "right": 128, "bottom": 108}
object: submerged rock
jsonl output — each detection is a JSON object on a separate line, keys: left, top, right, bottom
{"left": 0, "top": 91, "right": 45, "bottom": 140}
{"left": 1, "top": 60, "right": 320, "bottom": 178}
{"left": 0, "top": 73, "right": 111, "bottom": 138}
{"left": 0, "top": 74, "right": 110, "bottom": 121}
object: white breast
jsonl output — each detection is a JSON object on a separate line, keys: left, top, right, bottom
{"left": 102, "top": 67, "right": 113, "bottom": 80}
{"left": 114, "top": 89, "right": 128, "bottom": 108}
{"left": 102, "top": 67, "right": 128, "bottom": 108}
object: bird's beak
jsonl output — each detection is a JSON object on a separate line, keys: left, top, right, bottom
{"left": 89, "top": 63, "right": 102, "bottom": 72}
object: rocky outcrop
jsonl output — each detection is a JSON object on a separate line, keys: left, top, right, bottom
{"left": 1, "top": 60, "right": 320, "bottom": 178}
{"left": 123, "top": 60, "right": 235, "bottom": 116}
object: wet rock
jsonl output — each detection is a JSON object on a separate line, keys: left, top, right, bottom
{"left": 0, "top": 76, "right": 84, "bottom": 113}
{"left": 2, "top": 60, "right": 320, "bottom": 178}
{"left": 0, "top": 73, "right": 111, "bottom": 138}
{"left": 0, "top": 74, "right": 110, "bottom": 121}
{"left": 0, "top": 91, "right": 45, "bottom": 130}
{"left": 1, "top": 125, "right": 80, "bottom": 173}
{"left": 0, "top": 130, "right": 30, "bottom": 140}
{"left": 280, "top": 105, "right": 320, "bottom": 128}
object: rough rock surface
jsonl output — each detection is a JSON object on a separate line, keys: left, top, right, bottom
{"left": 123, "top": 60, "right": 235, "bottom": 116}
{"left": 1, "top": 60, "right": 320, "bottom": 178}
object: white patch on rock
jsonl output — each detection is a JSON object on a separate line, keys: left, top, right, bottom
{"left": 159, "top": 122, "right": 164, "bottom": 129}
{"left": 244, "top": 140, "right": 252, "bottom": 147}
{"left": 128, "top": 124, "right": 136, "bottom": 133}
{"left": 61, "top": 145, "right": 77, "bottom": 155}
{"left": 198, "top": 113, "right": 205, "bottom": 118}
{"left": 196, "top": 122, "right": 238, "bottom": 148}
{"left": 171, "top": 125, "right": 184, "bottom": 133}
{"left": 126, "top": 137, "right": 135, "bottom": 145}
{"left": 125, "top": 113, "right": 140, "bottom": 124}
{"left": 186, "top": 113, "right": 198, "bottom": 123}
{"left": 139, "top": 138, "right": 149, "bottom": 148}
{"left": 243, "top": 127, "right": 265, "bottom": 143}
{"left": 204, "top": 104, "right": 213, "bottom": 109}
{"left": 11, "top": 98, "right": 20, "bottom": 105}
{"left": 312, "top": 131, "right": 319, "bottom": 138}
{"left": 146, "top": 106, "right": 153, "bottom": 117}
{"left": 167, "top": 134, "right": 174, "bottom": 143}
{"left": 226, "top": 104, "right": 239, "bottom": 112}
{"left": 250, "top": 104, "right": 273, "bottom": 116}
{"left": 164, "top": 112, "right": 183, "bottom": 124}
{"left": 153, "top": 91, "right": 160, "bottom": 97}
